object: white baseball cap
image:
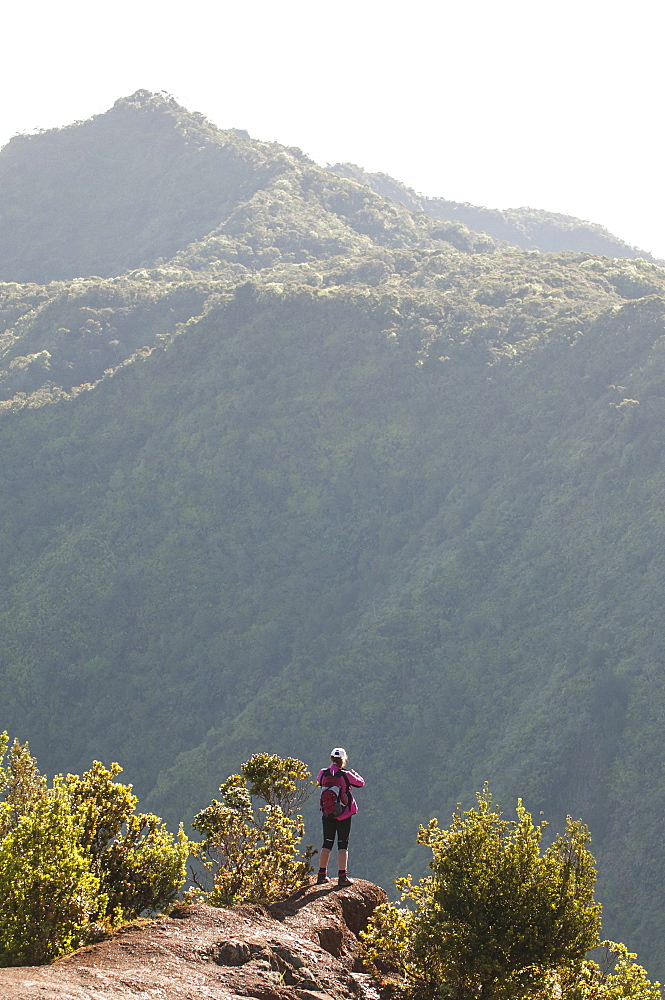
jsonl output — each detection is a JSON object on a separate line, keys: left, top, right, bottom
{"left": 331, "top": 747, "right": 347, "bottom": 758}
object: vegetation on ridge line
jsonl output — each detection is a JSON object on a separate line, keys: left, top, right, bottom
{"left": 330, "top": 161, "right": 655, "bottom": 260}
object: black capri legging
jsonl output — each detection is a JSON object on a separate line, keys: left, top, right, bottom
{"left": 322, "top": 815, "right": 352, "bottom": 851}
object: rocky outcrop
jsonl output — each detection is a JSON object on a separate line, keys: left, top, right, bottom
{"left": 0, "top": 880, "right": 388, "bottom": 1000}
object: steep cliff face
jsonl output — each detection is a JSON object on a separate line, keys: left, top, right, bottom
{"left": 0, "top": 880, "right": 387, "bottom": 1000}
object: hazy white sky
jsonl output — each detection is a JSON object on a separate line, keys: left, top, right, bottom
{"left": 2, "top": 0, "right": 663, "bottom": 257}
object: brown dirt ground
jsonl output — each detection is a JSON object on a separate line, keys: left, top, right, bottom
{"left": 0, "top": 879, "right": 388, "bottom": 1000}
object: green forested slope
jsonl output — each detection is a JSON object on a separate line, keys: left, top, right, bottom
{"left": 0, "top": 91, "right": 285, "bottom": 282}
{"left": 2, "top": 283, "right": 665, "bottom": 968}
{"left": 1, "top": 93, "right": 665, "bottom": 975}
{"left": 0, "top": 91, "right": 490, "bottom": 287}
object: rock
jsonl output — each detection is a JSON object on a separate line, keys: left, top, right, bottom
{"left": 0, "top": 879, "right": 388, "bottom": 1000}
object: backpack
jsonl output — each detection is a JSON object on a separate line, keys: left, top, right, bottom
{"left": 319, "top": 768, "right": 350, "bottom": 817}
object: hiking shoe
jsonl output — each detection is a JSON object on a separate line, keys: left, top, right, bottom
{"left": 316, "top": 873, "right": 329, "bottom": 884}
{"left": 337, "top": 875, "right": 353, "bottom": 887}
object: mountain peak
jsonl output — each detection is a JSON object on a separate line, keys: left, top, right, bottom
{"left": 0, "top": 92, "right": 279, "bottom": 283}
{"left": 113, "top": 89, "right": 178, "bottom": 110}
{"left": 0, "top": 94, "right": 653, "bottom": 287}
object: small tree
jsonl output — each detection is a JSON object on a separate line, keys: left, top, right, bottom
{"left": 192, "top": 752, "right": 314, "bottom": 906}
{"left": 363, "top": 785, "right": 603, "bottom": 1000}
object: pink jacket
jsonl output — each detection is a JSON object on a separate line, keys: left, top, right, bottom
{"left": 317, "top": 764, "right": 365, "bottom": 821}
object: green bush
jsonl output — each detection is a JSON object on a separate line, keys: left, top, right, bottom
{"left": 192, "top": 752, "right": 314, "bottom": 906}
{"left": 363, "top": 785, "right": 603, "bottom": 1000}
{"left": 565, "top": 941, "right": 661, "bottom": 1000}
{"left": 0, "top": 733, "right": 189, "bottom": 966}
{"left": 64, "top": 760, "right": 189, "bottom": 923}
{"left": 363, "top": 787, "right": 659, "bottom": 1000}
{"left": 0, "top": 787, "right": 100, "bottom": 965}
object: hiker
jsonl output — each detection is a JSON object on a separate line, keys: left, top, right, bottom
{"left": 316, "top": 747, "right": 364, "bottom": 887}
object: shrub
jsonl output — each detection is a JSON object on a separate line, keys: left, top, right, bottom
{"left": 362, "top": 784, "right": 602, "bottom": 1000}
{"left": 64, "top": 760, "right": 189, "bottom": 922}
{"left": 0, "top": 787, "right": 100, "bottom": 965}
{"left": 192, "top": 752, "right": 314, "bottom": 906}
{"left": 565, "top": 940, "right": 661, "bottom": 1000}
{"left": 0, "top": 733, "right": 189, "bottom": 966}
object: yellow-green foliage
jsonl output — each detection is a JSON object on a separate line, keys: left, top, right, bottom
{"left": 565, "top": 941, "right": 661, "bottom": 1000}
{"left": 0, "top": 733, "right": 189, "bottom": 966}
{"left": 64, "top": 760, "right": 190, "bottom": 923}
{"left": 192, "top": 753, "right": 314, "bottom": 906}
{"left": 362, "top": 790, "right": 660, "bottom": 1000}
{"left": 360, "top": 901, "right": 414, "bottom": 982}
{"left": 0, "top": 786, "right": 100, "bottom": 966}
{"left": 362, "top": 785, "right": 606, "bottom": 1000}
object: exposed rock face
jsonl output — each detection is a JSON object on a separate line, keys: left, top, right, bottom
{"left": 0, "top": 880, "right": 387, "bottom": 1000}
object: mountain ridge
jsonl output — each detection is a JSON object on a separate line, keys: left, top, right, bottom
{"left": 0, "top": 90, "right": 493, "bottom": 286}
{"left": 329, "top": 162, "right": 655, "bottom": 261}
{"left": 1, "top": 90, "right": 654, "bottom": 291}
{"left": 1, "top": 92, "right": 665, "bottom": 975}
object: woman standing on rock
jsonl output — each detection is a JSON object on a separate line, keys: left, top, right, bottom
{"left": 316, "top": 747, "right": 364, "bottom": 887}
